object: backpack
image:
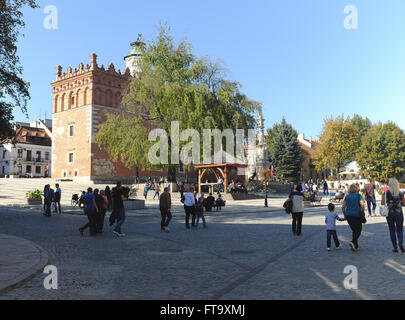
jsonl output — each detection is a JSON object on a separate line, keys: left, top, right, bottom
{"left": 283, "top": 198, "right": 293, "bottom": 214}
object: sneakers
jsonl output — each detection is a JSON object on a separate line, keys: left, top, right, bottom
{"left": 349, "top": 241, "right": 357, "bottom": 252}
{"left": 113, "top": 231, "right": 120, "bottom": 237}
{"left": 336, "top": 245, "right": 342, "bottom": 250}
{"left": 327, "top": 248, "right": 331, "bottom": 252}
{"left": 393, "top": 249, "right": 399, "bottom": 253}
{"left": 399, "top": 245, "right": 405, "bottom": 254}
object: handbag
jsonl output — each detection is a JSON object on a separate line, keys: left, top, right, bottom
{"left": 379, "top": 191, "right": 389, "bottom": 217}
{"left": 283, "top": 198, "right": 293, "bottom": 214}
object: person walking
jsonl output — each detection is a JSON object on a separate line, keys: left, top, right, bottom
{"left": 381, "top": 178, "right": 405, "bottom": 253}
{"left": 112, "top": 182, "right": 127, "bottom": 237}
{"left": 153, "top": 183, "right": 161, "bottom": 200}
{"left": 342, "top": 184, "right": 365, "bottom": 252}
{"left": 183, "top": 187, "right": 196, "bottom": 229}
{"left": 43, "top": 184, "right": 54, "bottom": 217}
{"left": 178, "top": 180, "right": 184, "bottom": 198}
{"left": 143, "top": 183, "right": 149, "bottom": 200}
{"left": 159, "top": 187, "right": 172, "bottom": 232}
{"left": 105, "top": 186, "right": 112, "bottom": 210}
{"left": 79, "top": 188, "right": 99, "bottom": 236}
{"left": 94, "top": 189, "right": 108, "bottom": 234}
{"left": 364, "top": 179, "right": 377, "bottom": 217}
{"left": 290, "top": 184, "right": 304, "bottom": 236}
{"left": 53, "top": 183, "right": 62, "bottom": 214}
{"left": 325, "top": 203, "right": 346, "bottom": 251}
{"left": 323, "top": 180, "right": 329, "bottom": 196}
{"left": 195, "top": 196, "right": 207, "bottom": 229}
{"left": 205, "top": 193, "right": 215, "bottom": 212}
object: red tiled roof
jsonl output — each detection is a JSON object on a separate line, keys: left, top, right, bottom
{"left": 0, "top": 127, "right": 52, "bottom": 146}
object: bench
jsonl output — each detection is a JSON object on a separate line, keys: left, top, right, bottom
{"left": 311, "top": 196, "right": 323, "bottom": 206}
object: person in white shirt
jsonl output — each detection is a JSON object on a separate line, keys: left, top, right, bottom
{"left": 183, "top": 187, "right": 196, "bottom": 229}
{"left": 289, "top": 184, "right": 304, "bottom": 236}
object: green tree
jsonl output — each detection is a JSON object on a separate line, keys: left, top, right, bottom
{"left": 95, "top": 24, "right": 258, "bottom": 180}
{"left": 314, "top": 116, "right": 359, "bottom": 178}
{"left": 272, "top": 118, "right": 302, "bottom": 183}
{"left": 357, "top": 122, "right": 405, "bottom": 182}
{"left": 0, "top": 0, "right": 39, "bottom": 139}
{"left": 351, "top": 114, "right": 372, "bottom": 150}
{"left": 266, "top": 122, "right": 282, "bottom": 163}
{"left": 351, "top": 114, "right": 372, "bottom": 136}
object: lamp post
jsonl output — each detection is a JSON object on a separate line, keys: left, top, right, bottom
{"left": 259, "top": 169, "right": 272, "bottom": 208}
{"left": 264, "top": 181, "right": 268, "bottom": 207}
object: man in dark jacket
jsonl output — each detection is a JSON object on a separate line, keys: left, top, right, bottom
{"left": 159, "top": 187, "right": 172, "bottom": 232}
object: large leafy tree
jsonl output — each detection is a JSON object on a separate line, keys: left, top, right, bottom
{"left": 357, "top": 122, "right": 405, "bottom": 182}
{"left": 0, "top": 0, "right": 38, "bottom": 139}
{"left": 96, "top": 24, "right": 258, "bottom": 180}
{"left": 314, "top": 116, "right": 359, "bottom": 178}
{"left": 266, "top": 122, "right": 282, "bottom": 163}
{"left": 272, "top": 118, "right": 302, "bottom": 183}
{"left": 351, "top": 114, "right": 372, "bottom": 150}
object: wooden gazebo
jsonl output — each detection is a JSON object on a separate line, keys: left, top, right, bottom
{"left": 194, "top": 163, "right": 248, "bottom": 194}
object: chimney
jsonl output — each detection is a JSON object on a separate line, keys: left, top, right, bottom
{"left": 56, "top": 65, "right": 62, "bottom": 78}
{"left": 90, "top": 53, "right": 98, "bottom": 69}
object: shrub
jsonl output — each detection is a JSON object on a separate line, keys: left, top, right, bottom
{"left": 25, "top": 190, "right": 43, "bottom": 199}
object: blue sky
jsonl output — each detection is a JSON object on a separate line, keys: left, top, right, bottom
{"left": 14, "top": 0, "right": 405, "bottom": 139}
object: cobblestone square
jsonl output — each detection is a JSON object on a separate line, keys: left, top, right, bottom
{"left": 1, "top": 197, "right": 403, "bottom": 300}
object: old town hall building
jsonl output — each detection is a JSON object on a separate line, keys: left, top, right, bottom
{"left": 51, "top": 37, "right": 193, "bottom": 183}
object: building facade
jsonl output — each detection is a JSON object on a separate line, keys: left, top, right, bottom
{"left": 51, "top": 37, "right": 195, "bottom": 183}
{"left": 297, "top": 133, "right": 328, "bottom": 182}
{"left": 0, "top": 120, "right": 52, "bottom": 177}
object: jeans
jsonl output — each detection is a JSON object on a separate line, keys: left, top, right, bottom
{"left": 366, "top": 197, "right": 377, "bottom": 216}
{"left": 153, "top": 192, "right": 160, "bottom": 200}
{"left": 326, "top": 230, "right": 340, "bottom": 248}
{"left": 184, "top": 205, "right": 196, "bottom": 227}
{"left": 196, "top": 213, "right": 206, "bottom": 227}
{"left": 386, "top": 212, "right": 404, "bottom": 250}
{"left": 53, "top": 200, "right": 61, "bottom": 213}
{"left": 114, "top": 207, "right": 126, "bottom": 234}
{"left": 160, "top": 208, "right": 172, "bottom": 230}
{"left": 44, "top": 200, "right": 52, "bottom": 216}
{"left": 292, "top": 212, "right": 303, "bottom": 235}
{"left": 346, "top": 215, "right": 362, "bottom": 249}
{"left": 81, "top": 209, "right": 97, "bottom": 235}
{"left": 96, "top": 209, "right": 106, "bottom": 233}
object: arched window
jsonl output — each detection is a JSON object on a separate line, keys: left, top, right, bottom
{"left": 54, "top": 95, "right": 59, "bottom": 113}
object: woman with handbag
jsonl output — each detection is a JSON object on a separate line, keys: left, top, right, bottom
{"left": 381, "top": 178, "right": 405, "bottom": 253}
{"left": 342, "top": 184, "right": 365, "bottom": 252}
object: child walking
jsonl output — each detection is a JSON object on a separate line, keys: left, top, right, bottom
{"left": 326, "top": 203, "right": 346, "bottom": 251}
{"left": 195, "top": 196, "right": 207, "bottom": 229}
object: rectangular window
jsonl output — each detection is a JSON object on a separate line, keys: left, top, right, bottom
{"left": 35, "top": 166, "right": 41, "bottom": 174}
{"left": 17, "top": 149, "right": 23, "bottom": 158}
{"left": 45, "top": 152, "right": 50, "bottom": 160}
{"left": 26, "top": 150, "right": 32, "bottom": 161}
{"left": 68, "top": 152, "right": 74, "bottom": 164}
{"left": 69, "top": 125, "right": 74, "bottom": 137}
{"left": 36, "top": 151, "right": 41, "bottom": 162}
{"left": 26, "top": 165, "right": 32, "bottom": 173}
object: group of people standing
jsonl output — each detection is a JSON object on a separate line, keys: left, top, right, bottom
{"left": 42, "top": 183, "right": 61, "bottom": 216}
{"left": 79, "top": 182, "right": 127, "bottom": 237}
{"left": 288, "top": 178, "right": 404, "bottom": 253}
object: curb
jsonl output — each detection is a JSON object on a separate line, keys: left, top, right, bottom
{"left": 0, "top": 234, "right": 49, "bottom": 295}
